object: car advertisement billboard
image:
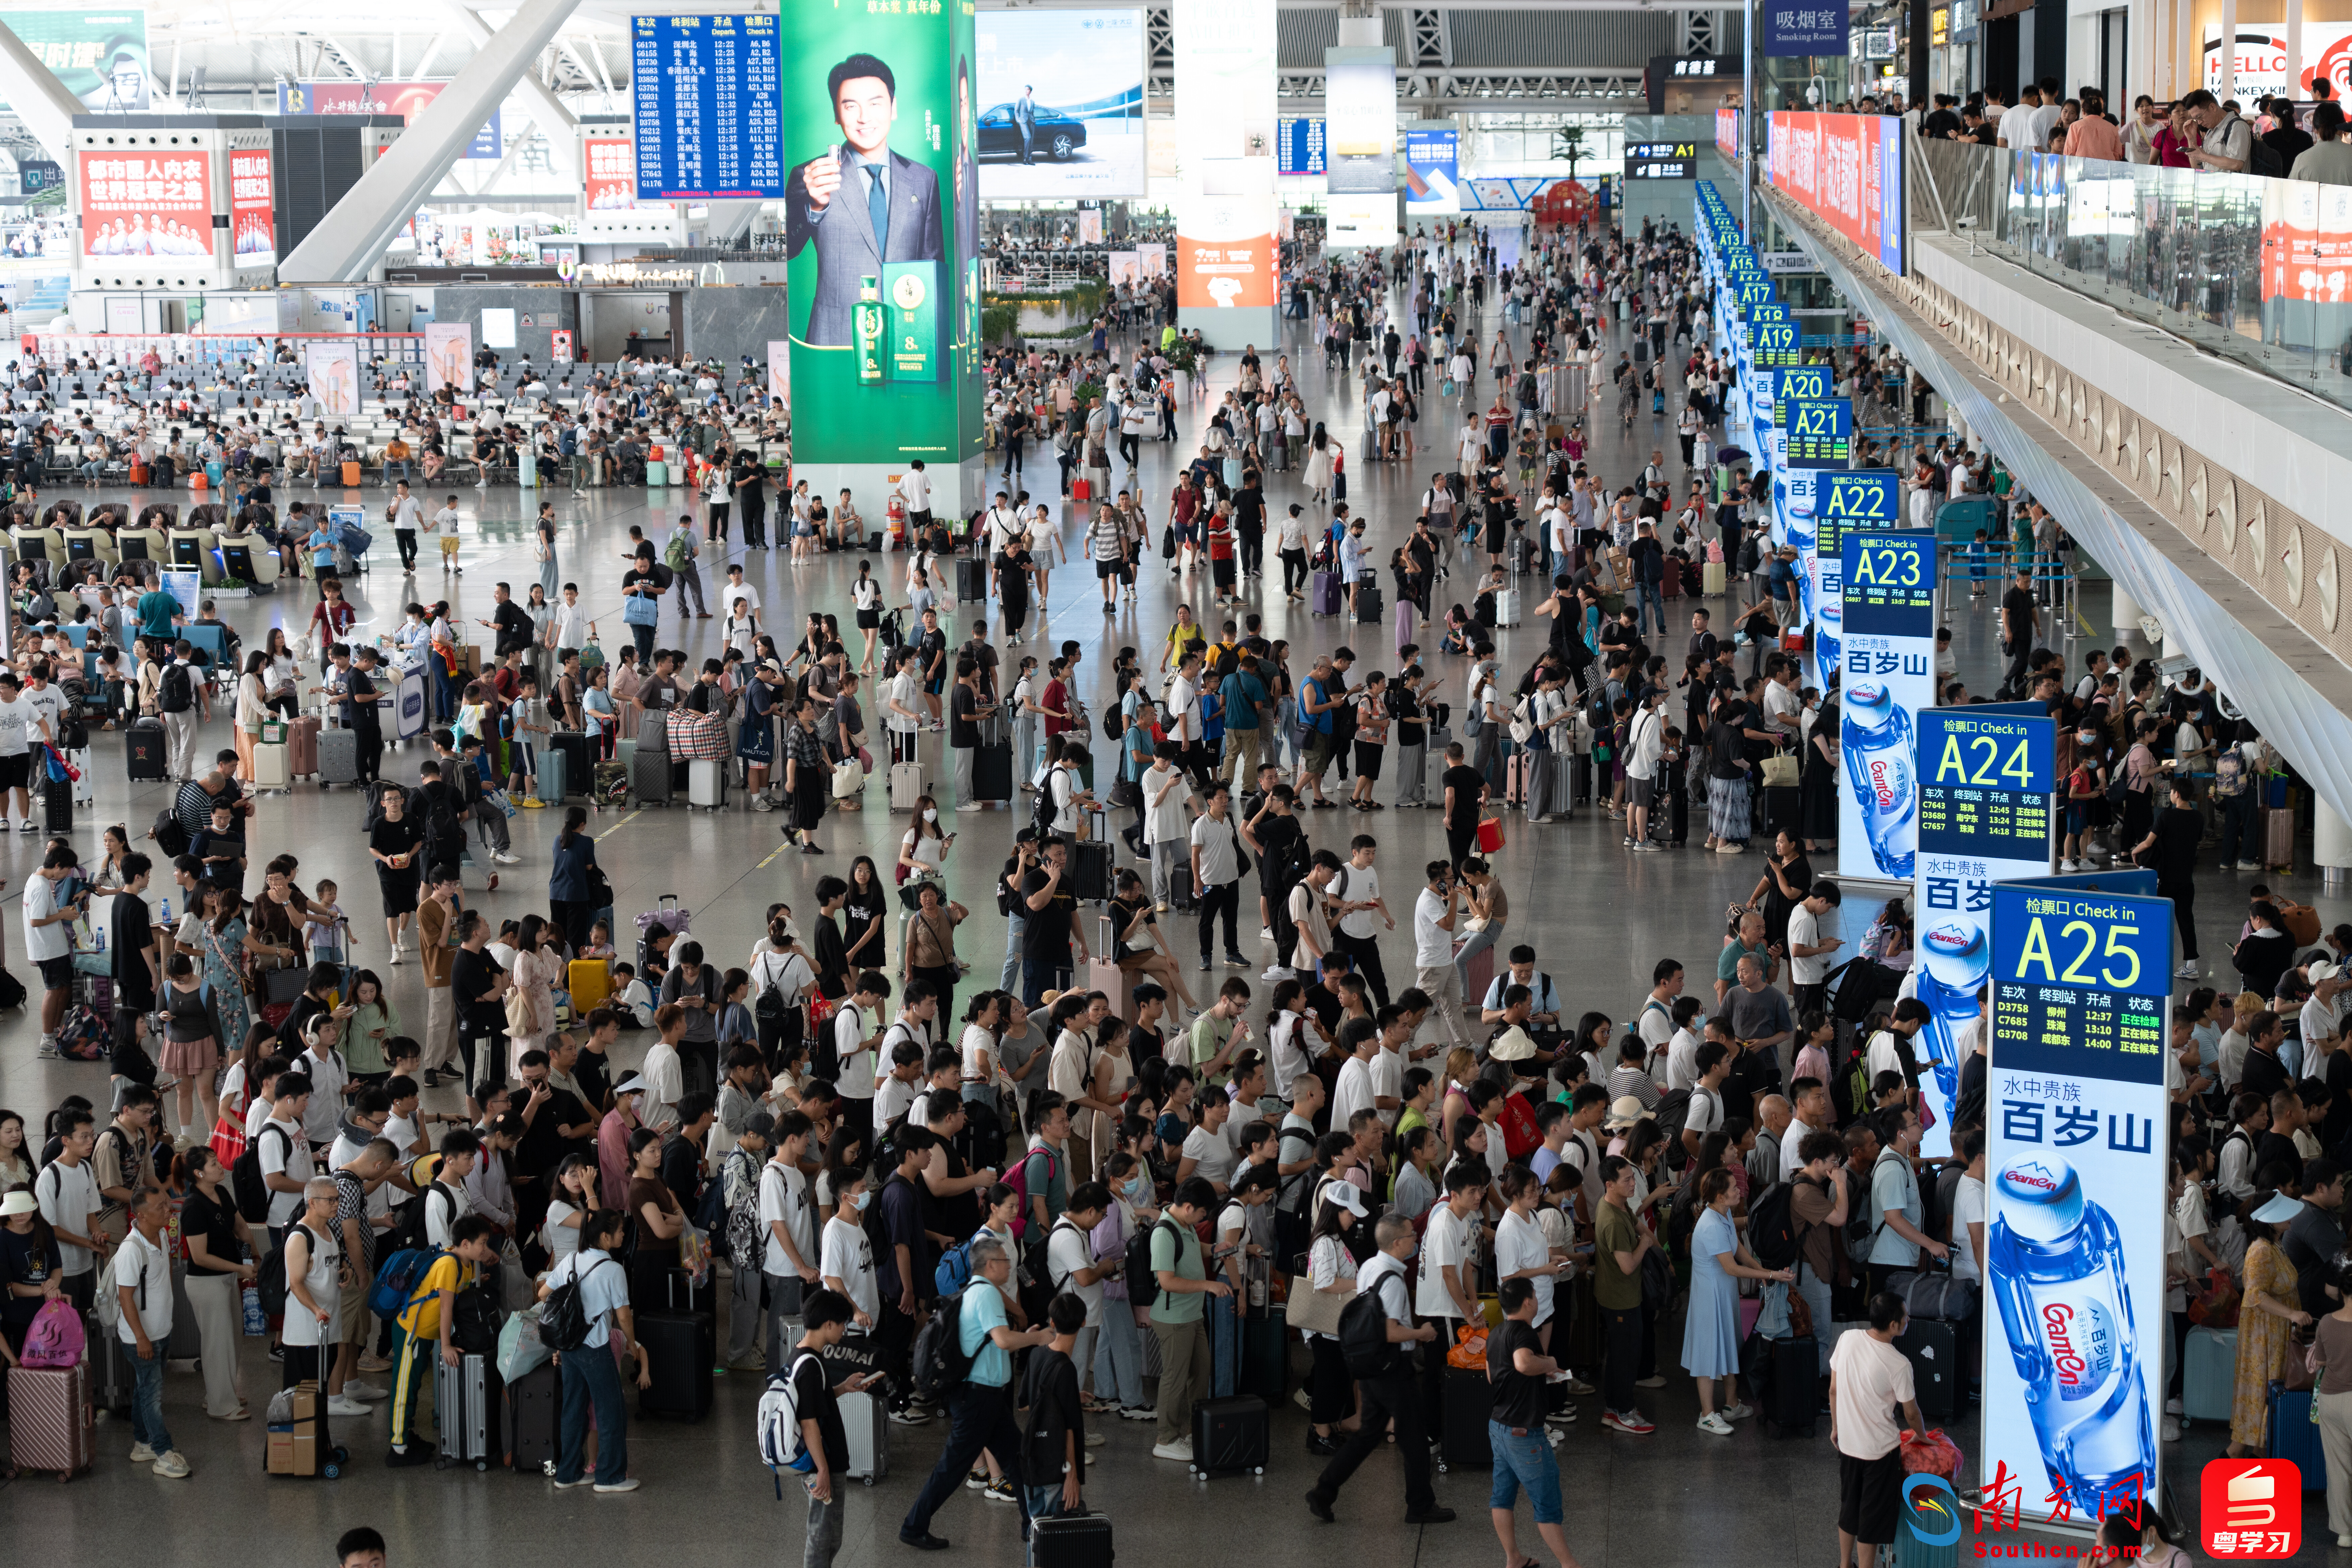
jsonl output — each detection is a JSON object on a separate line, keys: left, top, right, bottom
{"left": 1767, "top": 111, "right": 1905, "bottom": 275}
{"left": 78, "top": 148, "right": 209, "bottom": 258}
{"left": 779, "top": 0, "right": 982, "bottom": 466}
{"left": 974, "top": 8, "right": 1144, "bottom": 199}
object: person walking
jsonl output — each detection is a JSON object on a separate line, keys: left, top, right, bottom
{"left": 1830, "top": 1294, "right": 1930, "bottom": 1568}
{"left": 1304, "top": 1210, "right": 1451, "bottom": 1525}
{"left": 897, "top": 1235, "right": 1052, "bottom": 1550}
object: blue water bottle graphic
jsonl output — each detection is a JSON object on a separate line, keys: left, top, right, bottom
{"left": 1782, "top": 497, "right": 1819, "bottom": 632}
{"left": 1842, "top": 681, "right": 1917, "bottom": 878}
{"left": 1914, "top": 919, "right": 1990, "bottom": 1132}
{"left": 1989, "top": 1156, "right": 2155, "bottom": 1513}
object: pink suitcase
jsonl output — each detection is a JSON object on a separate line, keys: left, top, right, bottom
{"left": 9, "top": 1362, "right": 94, "bottom": 1478}
{"left": 288, "top": 715, "right": 322, "bottom": 779}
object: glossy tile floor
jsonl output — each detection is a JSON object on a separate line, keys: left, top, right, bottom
{"left": 0, "top": 279, "right": 2331, "bottom": 1564}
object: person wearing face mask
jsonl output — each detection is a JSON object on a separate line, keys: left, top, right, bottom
{"left": 2060, "top": 724, "right": 2110, "bottom": 872}
{"left": 818, "top": 1161, "right": 878, "bottom": 1331}
{"left": 1304, "top": 1208, "right": 1448, "bottom": 1526}
{"left": 1088, "top": 1150, "right": 1157, "bottom": 1421}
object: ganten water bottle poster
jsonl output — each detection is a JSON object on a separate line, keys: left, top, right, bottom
{"left": 1983, "top": 883, "right": 2167, "bottom": 1531}
{"left": 1910, "top": 709, "right": 2053, "bottom": 1160}
{"left": 1838, "top": 530, "right": 1936, "bottom": 883}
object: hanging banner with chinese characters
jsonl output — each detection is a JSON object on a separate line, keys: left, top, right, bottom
{"left": 1911, "top": 707, "right": 2053, "bottom": 1159}
{"left": 1838, "top": 530, "right": 1936, "bottom": 884}
{"left": 1981, "top": 877, "right": 2166, "bottom": 1535}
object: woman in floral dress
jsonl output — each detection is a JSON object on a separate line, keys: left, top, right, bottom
{"left": 201, "top": 884, "right": 255, "bottom": 1077}
{"left": 2232, "top": 1193, "right": 2316, "bottom": 1454}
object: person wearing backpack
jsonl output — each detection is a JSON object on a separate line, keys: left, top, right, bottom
{"left": 1786, "top": 1130, "right": 1854, "bottom": 1376}
{"left": 541, "top": 1207, "right": 645, "bottom": 1492}
{"left": 897, "top": 1234, "right": 1054, "bottom": 1552}
{"left": 756, "top": 1110, "right": 821, "bottom": 1375}
{"left": 1861, "top": 1105, "right": 1947, "bottom": 1303}
{"left": 788, "top": 1286, "right": 881, "bottom": 1568}
{"left": 1305, "top": 1209, "right": 1449, "bottom": 1526}
{"left": 386, "top": 1212, "right": 499, "bottom": 1467}
{"left": 154, "top": 643, "right": 206, "bottom": 782}
{"left": 1145, "top": 1175, "right": 1231, "bottom": 1462}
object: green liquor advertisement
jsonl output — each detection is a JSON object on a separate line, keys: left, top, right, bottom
{"left": 780, "top": 0, "right": 982, "bottom": 466}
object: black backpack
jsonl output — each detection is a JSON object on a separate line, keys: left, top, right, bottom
{"left": 150, "top": 805, "right": 189, "bottom": 858}
{"left": 1339, "top": 1274, "right": 1405, "bottom": 1378}
{"left": 1749, "top": 1180, "right": 1801, "bottom": 1271}
{"left": 1125, "top": 1218, "right": 1176, "bottom": 1311}
{"left": 158, "top": 662, "right": 193, "bottom": 713}
{"left": 256, "top": 1222, "right": 316, "bottom": 1319}
{"left": 231, "top": 1122, "right": 291, "bottom": 1224}
{"left": 540, "top": 1254, "right": 613, "bottom": 1352}
{"left": 911, "top": 1288, "right": 975, "bottom": 1400}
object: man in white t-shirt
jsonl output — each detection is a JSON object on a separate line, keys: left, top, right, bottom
{"left": 894, "top": 460, "right": 932, "bottom": 529}
{"left": 833, "top": 975, "right": 888, "bottom": 1142}
{"left": 1829, "top": 1303, "right": 1927, "bottom": 1563}
{"left": 1409, "top": 862, "right": 1475, "bottom": 1054}
{"left": 258, "top": 1075, "right": 317, "bottom": 1236}
{"left": 758, "top": 1112, "right": 819, "bottom": 1372}
{"left": 1328, "top": 840, "right": 1392, "bottom": 1008}
{"left": 1415, "top": 1166, "right": 1484, "bottom": 1411}
{"left": 1329, "top": 1018, "right": 1379, "bottom": 1131}
{"left": 1634, "top": 959, "right": 1683, "bottom": 1078}
{"left": 1786, "top": 881, "right": 1844, "bottom": 1014}
{"left": 1994, "top": 85, "right": 2040, "bottom": 149}
{"left": 1044, "top": 1186, "right": 1114, "bottom": 1373}
{"left": 818, "top": 1167, "right": 878, "bottom": 1326}
{"left": 114, "top": 1185, "right": 189, "bottom": 1477}
{"left": 1948, "top": 1127, "right": 1987, "bottom": 1285}
{"left": 1682, "top": 1041, "right": 1729, "bottom": 1159}
{"left": 1623, "top": 689, "right": 1665, "bottom": 849}
{"left": 35, "top": 1108, "right": 105, "bottom": 1308}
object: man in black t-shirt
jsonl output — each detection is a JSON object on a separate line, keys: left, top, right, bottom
{"left": 1486, "top": 1277, "right": 1570, "bottom": 1564}
{"left": 2145, "top": 777, "right": 2207, "bottom": 975}
{"left": 1439, "top": 742, "right": 1488, "bottom": 870}
{"left": 1999, "top": 565, "right": 2038, "bottom": 697}
{"left": 793, "top": 1289, "right": 877, "bottom": 1563}
{"left": 1018, "top": 837, "right": 1091, "bottom": 1007}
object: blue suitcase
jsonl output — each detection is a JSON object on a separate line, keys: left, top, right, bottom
{"left": 2182, "top": 1325, "right": 2234, "bottom": 1426}
{"left": 2268, "top": 1380, "right": 2326, "bottom": 1489}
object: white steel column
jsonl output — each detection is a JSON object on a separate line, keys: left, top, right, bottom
{"left": 2219, "top": 0, "right": 2237, "bottom": 99}
{"left": 2288, "top": 0, "right": 2303, "bottom": 107}
{"left": 449, "top": 4, "right": 580, "bottom": 188}
{"left": 282, "top": 0, "right": 585, "bottom": 282}
{"left": 0, "top": 21, "right": 91, "bottom": 161}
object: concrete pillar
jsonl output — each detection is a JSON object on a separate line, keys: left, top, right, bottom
{"left": 282, "top": 0, "right": 583, "bottom": 281}
{"left": 2111, "top": 581, "right": 2142, "bottom": 644}
{"left": 2317, "top": 795, "right": 2352, "bottom": 893}
{"left": 0, "top": 22, "right": 90, "bottom": 161}
{"left": 2289, "top": 0, "right": 2304, "bottom": 113}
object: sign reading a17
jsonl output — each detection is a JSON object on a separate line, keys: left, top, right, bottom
{"left": 1737, "top": 280, "right": 1772, "bottom": 303}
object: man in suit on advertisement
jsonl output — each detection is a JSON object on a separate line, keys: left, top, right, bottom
{"left": 784, "top": 52, "right": 945, "bottom": 347}
{"left": 1015, "top": 86, "right": 1038, "bottom": 164}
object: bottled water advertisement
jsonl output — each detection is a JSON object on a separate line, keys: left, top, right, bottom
{"left": 1986, "top": 881, "right": 2169, "bottom": 1527}
{"left": 1911, "top": 708, "right": 2055, "bottom": 1160}
{"left": 1838, "top": 531, "right": 1937, "bottom": 883}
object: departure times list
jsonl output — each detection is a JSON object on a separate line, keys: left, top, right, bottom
{"left": 1784, "top": 395, "right": 1853, "bottom": 467}
{"left": 1988, "top": 887, "right": 2172, "bottom": 1084}
{"left": 1841, "top": 530, "right": 1936, "bottom": 634}
{"left": 630, "top": 13, "right": 784, "bottom": 199}
{"left": 1917, "top": 709, "right": 2055, "bottom": 859}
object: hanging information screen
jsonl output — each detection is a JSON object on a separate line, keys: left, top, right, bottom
{"left": 1918, "top": 709, "right": 2054, "bottom": 859}
{"left": 631, "top": 13, "right": 784, "bottom": 199}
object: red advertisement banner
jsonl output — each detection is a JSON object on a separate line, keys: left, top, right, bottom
{"left": 230, "top": 148, "right": 274, "bottom": 263}
{"left": 80, "top": 149, "right": 212, "bottom": 259}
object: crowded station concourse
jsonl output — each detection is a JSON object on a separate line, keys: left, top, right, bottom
{"left": 0, "top": 208, "right": 2282, "bottom": 1568}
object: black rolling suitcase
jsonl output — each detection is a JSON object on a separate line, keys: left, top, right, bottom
{"left": 957, "top": 557, "right": 988, "bottom": 602}
{"left": 1438, "top": 1365, "right": 1493, "bottom": 1469}
{"left": 1029, "top": 1511, "right": 1115, "bottom": 1568}
{"left": 506, "top": 1360, "right": 560, "bottom": 1474}
{"left": 549, "top": 731, "right": 593, "bottom": 800}
{"left": 1189, "top": 1393, "right": 1268, "bottom": 1477}
{"left": 126, "top": 719, "right": 165, "bottom": 781}
{"left": 42, "top": 775, "right": 70, "bottom": 833}
{"left": 1757, "top": 1334, "right": 1820, "bottom": 1437}
{"left": 637, "top": 1309, "right": 714, "bottom": 1421}
{"left": 972, "top": 740, "right": 1013, "bottom": 802}
{"left": 1895, "top": 1320, "right": 1957, "bottom": 1420}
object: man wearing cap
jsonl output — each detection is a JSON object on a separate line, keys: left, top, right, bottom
{"left": 2284, "top": 1162, "right": 2346, "bottom": 1319}
{"left": 598, "top": 1074, "right": 647, "bottom": 1202}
